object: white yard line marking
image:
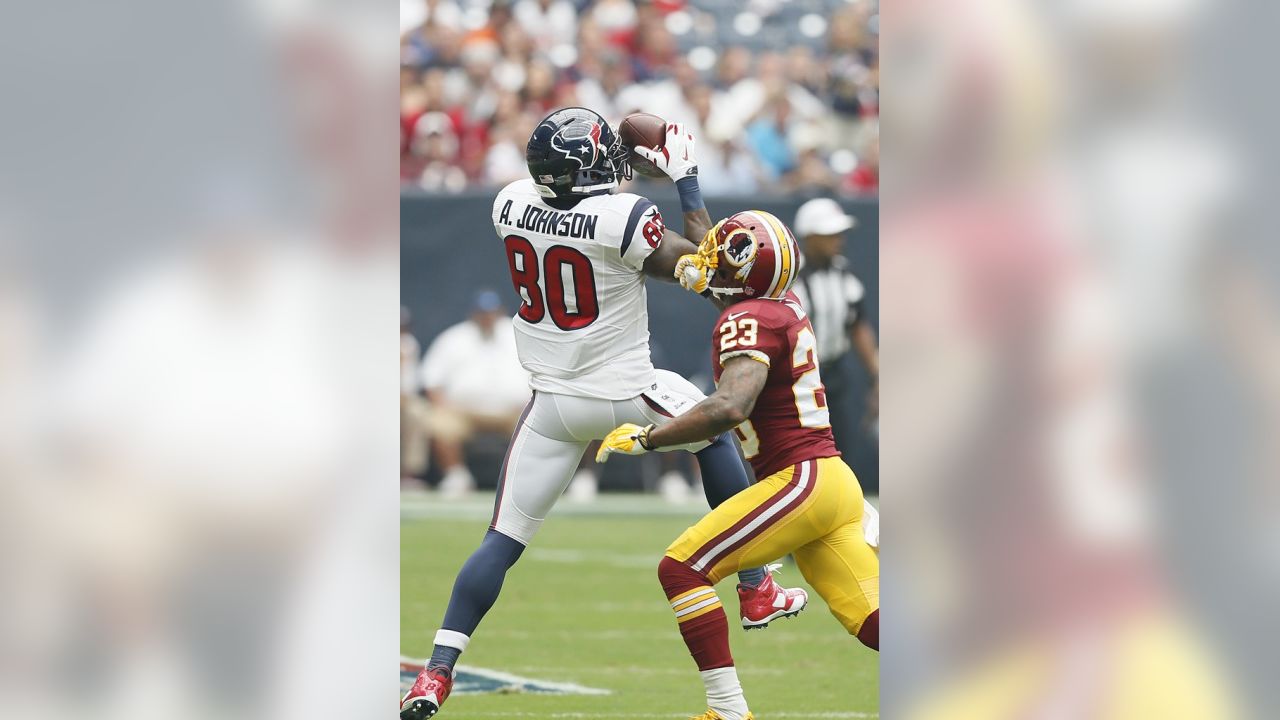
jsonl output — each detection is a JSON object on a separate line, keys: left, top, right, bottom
{"left": 470, "top": 628, "right": 848, "bottom": 645}
{"left": 445, "top": 707, "right": 875, "bottom": 712}
{"left": 526, "top": 548, "right": 658, "bottom": 568}
{"left": 401, "top": 658, "right": 611, "bottom": 696}
{"left": 499, "top": 661, "right": 788, "bottom": 671}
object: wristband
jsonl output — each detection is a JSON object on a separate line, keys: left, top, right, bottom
{"left": 638, "top": 423, "right": 656, "bottom": 451}
{"left": 675, "top": 175, "right": 704, "bottom": 213}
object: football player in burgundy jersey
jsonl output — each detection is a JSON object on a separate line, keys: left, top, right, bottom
{"left": 598, "top": 210, "right": 880, "bottom": 720}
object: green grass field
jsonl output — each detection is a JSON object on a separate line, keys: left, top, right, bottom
{"left": 402, "top": 493, "right": 878, "bottom": 719}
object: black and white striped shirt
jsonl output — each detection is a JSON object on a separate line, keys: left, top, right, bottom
{"left": 791, "top": 255, "right": 867, "bottom": 364}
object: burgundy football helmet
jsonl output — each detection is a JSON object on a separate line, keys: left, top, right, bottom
{"left": 704, "top": 210, "right": 802, "bottom": 300}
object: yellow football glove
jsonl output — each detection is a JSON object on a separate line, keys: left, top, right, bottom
{"left": 672, "top": 220, "right": 726, "bottom": 293}
{"left": 674, "top": 254, "right": 711, "bottom": 293}
{"left": 595, "top": 423, "right": 655, "bottom": 462}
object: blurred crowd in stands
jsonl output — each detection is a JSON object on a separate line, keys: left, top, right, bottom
{"left": 400, "top": 0, "right": 879, "bottom": 196}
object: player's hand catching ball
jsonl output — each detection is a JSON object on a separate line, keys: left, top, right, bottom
{"left": 596, "top": 423, "right": 656, "bottom": 462}
{"left": 633, "top": 123, "right": 697, "bottom": 181}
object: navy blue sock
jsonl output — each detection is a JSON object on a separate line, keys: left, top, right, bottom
{"left": 426, "top": 645, "right": 460, "bottom": 672}
{"left": 695, "top": 433, "right": 767, "bottom": 588}
{"left": 427, "top": 529, "right": 526, "bottom": 671}
{"left": 735, "top": 565, "right": 767, "bottom": 588}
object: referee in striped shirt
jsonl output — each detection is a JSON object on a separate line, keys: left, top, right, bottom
{"left": 791, "top": 198, "right": 879, "bottom": 457}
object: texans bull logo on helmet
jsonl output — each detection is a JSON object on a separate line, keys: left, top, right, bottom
{"left": 526, "top": 107, "right": 627, "bottom": 197}
{"left": 550, "top": 121, "right": 602, "bottom": 170}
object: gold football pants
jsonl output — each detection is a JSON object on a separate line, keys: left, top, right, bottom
{"left": 666, "top": 456, "right": 879, "bottom": 633}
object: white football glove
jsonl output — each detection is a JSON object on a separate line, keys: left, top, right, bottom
{"left": 633, "top": 122, "right": 698, "bottom": 181}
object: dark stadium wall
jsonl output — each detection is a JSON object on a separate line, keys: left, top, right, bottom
{"left": 402, "top": 187, "right": 879, "bottom": 492}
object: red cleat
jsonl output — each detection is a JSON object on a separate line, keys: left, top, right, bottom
{"left": 400, "top": 666, "right": 453, "bottom": 719}
{"left": 737, "top": 565, "right": 808, "bottom": 630}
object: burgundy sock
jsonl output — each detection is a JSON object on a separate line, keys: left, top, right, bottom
{"left": 659, "top": 555, "right": 734, "bottom": 670}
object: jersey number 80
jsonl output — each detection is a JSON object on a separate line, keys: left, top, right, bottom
{"left": 504, "top": 235, "right": 600, "bottom": 330}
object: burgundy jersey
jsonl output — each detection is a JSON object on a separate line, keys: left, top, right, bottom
{"left": 711, "top": 292, "right": 841, "bottom": 478}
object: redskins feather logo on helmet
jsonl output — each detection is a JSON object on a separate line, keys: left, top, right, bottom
{"left": 698, "top": 210, "right": 801, "bottom": 300}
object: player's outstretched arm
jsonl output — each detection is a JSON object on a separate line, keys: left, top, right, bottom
{"left": 681, "top": 206, "right": 713, "bottom": 247}
{"left": 642, "top": 227, "right": 697, "bottom": 282}
{"left": 634, "top": 124, "right": 725, "bottom": 297}
{"left": 633, "top": 123, "right": 713, "bottom": 245}
{"left": 645, "top": 356, "right": 767, "bottom": 448}
{"left": 596, "top": 356, "right": 767, "bottom": 460}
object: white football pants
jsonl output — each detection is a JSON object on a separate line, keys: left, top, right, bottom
{"left": 491, "top": 370, "right": 712, "bottom": 545}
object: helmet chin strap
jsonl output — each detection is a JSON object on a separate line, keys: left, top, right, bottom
{"left": 709, "top": 286, "right": 747, "bottom": 298}
{"left": 570, "top": 179, "right": 618, "bottom": 194}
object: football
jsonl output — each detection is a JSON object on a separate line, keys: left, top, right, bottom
{"left": 618, "top": 112, "right": 668, "bottom": 179}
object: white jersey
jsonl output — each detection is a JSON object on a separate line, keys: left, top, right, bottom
{"left": 492, "top": 178, "right": 665, "bottom": 400}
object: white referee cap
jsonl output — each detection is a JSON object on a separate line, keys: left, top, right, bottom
{"left": 794, "top": 197, "right": 856, "bottom": 237}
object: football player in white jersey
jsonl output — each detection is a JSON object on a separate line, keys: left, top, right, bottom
{"left": 402, "top": 108, "right": 806, "bottom": 719}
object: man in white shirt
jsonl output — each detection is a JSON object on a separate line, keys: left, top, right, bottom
{"left": 402, "top": 306, "right": 430, "bottom": 481}
{"left": 420, "top": 290, "right": 531, "bottom": 496}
